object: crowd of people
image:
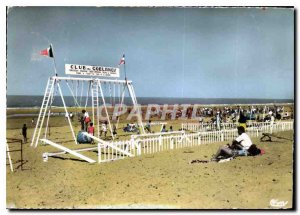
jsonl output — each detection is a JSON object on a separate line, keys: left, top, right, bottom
{"left": 22, "top": 104, "right": 292, "bottom": 145}
{"left": 146, "top": 105, "right": 292, "bottom": 123}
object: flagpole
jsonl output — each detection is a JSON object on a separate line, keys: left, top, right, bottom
{"left": 50, "top": 44, "right": 58, "bottom": 76}
{"left": 124, "top": 62, "right": 127, "bottom": 81}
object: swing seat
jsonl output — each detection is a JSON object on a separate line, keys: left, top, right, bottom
{"left": 77, "top": 131, "right": 92, "bottom": 144}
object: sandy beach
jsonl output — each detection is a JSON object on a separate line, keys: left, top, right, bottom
{"left": 6, "top": 107, "right": 294, "bottom": 209}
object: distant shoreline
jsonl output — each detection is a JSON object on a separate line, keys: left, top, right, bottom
{"left": 7, "top": 95, "right": 294, "bottom": 108}
{"left": 6, "top": 102, "right": 294, "bottom": 111}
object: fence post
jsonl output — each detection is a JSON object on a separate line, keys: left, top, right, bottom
{"left": 221, "top": 130, "right": 224, "bottom": 142}
{"left": 137, "top": 141, "right": 141, "bottom": 156}
{"left": 159, "top": 135, "right": 162, "bottom": 147}
{"left": 170, "top": 138, "right": 174, "bottom": 149}
{"left": 98, "top": 143, "right": 101, "bottom": 163}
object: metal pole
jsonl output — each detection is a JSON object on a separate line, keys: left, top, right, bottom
{"left": 20, "top": 139, "right": 23, "bottom": 171}
{"left": 31, "top": 78, "right": 50, "bottom": 146}
{"left": 98, "top": 81, "right": 114, "bottom": 140}
{"left": 57, "top": 82, "right": 78, "bottom": 144}
{"left": 50, "top": 44, "right": 58, "bottom": 76}
{"left": 116, "top": 83, "right": 126, "bottom": 129}
{"left": 85, "top": 80, "right": 91, "bottom": 109}
{"left": 126, "top": 82, "right": 145, "bottom": 134}
{"left": 44, "top": 80, "right": 56, "bottom": 139}
{"left": 6, "top": 143, "right": 14, "bottom": 172}
{"left": 124, "top": 63, "right": 127, "bottom": 81}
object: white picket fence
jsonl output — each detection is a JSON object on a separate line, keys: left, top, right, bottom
{"left": 98, "top": 121, "right": 293, "bottom": 163}
{"left": 97, "top": 141, "right": 135, "bottom": 163}
{"left": 182, "top": 121, "right": 294, "bottom": 132}
{"left": 43, "top": 121, "right": 293, "bottom": 164}
{"left": 133, "top": 131, "right": 200, "bottom": 155}
{"left": 97, "top": 129, "right": 240, "bottom": 163}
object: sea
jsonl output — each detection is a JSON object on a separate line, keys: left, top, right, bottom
{"left": 6, "top": 95, "right": 294, "bottom": 108}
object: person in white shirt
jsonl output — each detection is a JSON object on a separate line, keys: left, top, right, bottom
{"left": 100, "top": 122, "right": 106, "bottom": 137}
{"left": 211, "top": 126, "right": 253, "bottom": 161}
{"left": 82, "top": 110, "right": 90, "bottom": 131}
{"left": 231, "top": 126, "right": 253, "bottom": 156}
{"left": 102, "top": 121, "right": 108, "bottom": 138}
{"left": 65, "top": 112, "right": 69, "bottom": 121}
{"left": 69, "top": 112, "right": 74, "bottom": 122}
{"left": 270, "top": 114, "right": 275, "bottom": 125}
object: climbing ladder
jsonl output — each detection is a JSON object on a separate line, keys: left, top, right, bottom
{"left": 31, "top": 78, "right": 55, "bottom": 147}
{"left": 91, "top": 80, "right": 100, "bottom": 138}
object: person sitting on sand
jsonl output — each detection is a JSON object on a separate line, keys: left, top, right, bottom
{"left": 129, "top": 123, "right": 136, "bottom": 132}
{"left": 161, "top": 125, "right": 167, "bottom": 132}
{"left": 145, "top": 120, "right": 152, "bottom": 133}
{"left": 231, "top": 126, "right": 253, "bottom": 156}
{"left": 169, "top": 126, "right": 173, "bottom": 132}
{"left": 211, "top": 126, "right": 253, "bottom": 161}
{"left": 123, "top": 124, "right": 130, "bottom": 132}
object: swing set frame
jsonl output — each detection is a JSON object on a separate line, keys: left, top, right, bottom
{"left": 31, "top": 75, "right": 145, "bottom": 148}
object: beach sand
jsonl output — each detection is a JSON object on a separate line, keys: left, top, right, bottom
{"left": 6, "top": 111, "right": 294, "bottom": 209}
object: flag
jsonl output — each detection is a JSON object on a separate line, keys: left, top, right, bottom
{"left": 40, "top": 45, "right": 54, "bottom": 58}
{"left": 119, "top": 54, "right": 125, "bottom": 65}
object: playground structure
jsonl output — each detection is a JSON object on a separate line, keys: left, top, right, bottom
{"left": 31, "top": 77, "right": 294, "bottom": 165}
{"left": 29, "top": 59, "right": 294, "bottom": 165}
{"left": 30, "top": 75, "right": 145, "bottom": 148}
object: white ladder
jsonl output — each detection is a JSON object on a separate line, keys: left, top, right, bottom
{"left": 31, "top": 78, "right": 55, "bottom": 147}
{"left": 91, "top": 80, "right": 100, "bottom": 137}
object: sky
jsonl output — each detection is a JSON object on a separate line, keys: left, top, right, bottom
{"left": 6, "top": 7, "right": 294, "bottom": 99}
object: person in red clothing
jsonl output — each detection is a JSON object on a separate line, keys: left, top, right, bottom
{"left": 88, "top": 122, "right": 95, "bottom": 143}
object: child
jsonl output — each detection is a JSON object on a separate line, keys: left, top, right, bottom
{"left": 88, "top": 122, "right": 94, "bottom": 143}
{"left": 82, "top": 110, "right": 90, "bottom": 131}
{"left": 22, "top": 124, "right": 27, "bottom": 143}
{"left": 113, "top": 124, "right": 117, "bottom": 136}
{"left": 88, "top": 122, "right": 94, "bottom": 136}
{"left": 100, "top": 122, "right": 104, "bottom": 137}
{"left": 102, "top": 121, "right": 108, "bottom": 138}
